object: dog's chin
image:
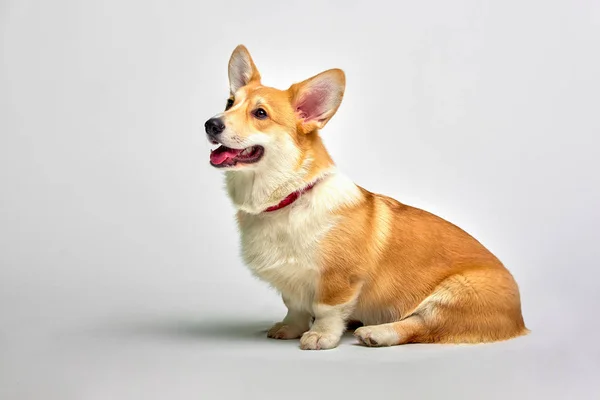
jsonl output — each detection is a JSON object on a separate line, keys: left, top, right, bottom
{"left": 209, "top": 143, "right": 265, "bottom": 169}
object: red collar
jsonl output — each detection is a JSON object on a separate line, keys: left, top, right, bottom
{"left": 263, "top": 181, "right": 319, "bottom": 213}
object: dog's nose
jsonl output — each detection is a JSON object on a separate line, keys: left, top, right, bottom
{"left": 205, "top": 118, "right": 225, "bottom": 136}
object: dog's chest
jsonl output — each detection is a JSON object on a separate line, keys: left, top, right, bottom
{"left": 238, "top": 209, "right": 336, "bottom": 309}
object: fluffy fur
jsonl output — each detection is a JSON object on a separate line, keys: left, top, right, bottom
{"left": 206, "top": 45, "right": 528, "bottom": 350}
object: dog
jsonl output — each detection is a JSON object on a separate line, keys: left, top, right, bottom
{"left": 204, "top": 45, "right": 528, "bottom": 350}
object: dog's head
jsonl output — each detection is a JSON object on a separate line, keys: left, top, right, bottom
{"left": 205, "top": 45, "right": 345, "bottom": 181}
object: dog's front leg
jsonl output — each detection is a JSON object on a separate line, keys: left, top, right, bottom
{"left": 267, "top": 296, "right": 311, "bottom": 340}
{"left": 299, "top": 271, "right": 361, "bottom": 350}
{"left": 299, "top": 301, "right": 355, "bottom": 350}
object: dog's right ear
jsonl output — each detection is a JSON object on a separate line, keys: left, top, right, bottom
{"left": 228, "top": 45, "right": 261, "bottom": 94}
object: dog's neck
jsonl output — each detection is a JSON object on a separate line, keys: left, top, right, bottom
{"left": 263, "top": 179, "right": 320, "bottom": 212}
{"left": 225, "top": 166, "right": 334, "bottom": 215}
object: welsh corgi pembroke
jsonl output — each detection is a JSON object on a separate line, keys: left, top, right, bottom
{"left": 205, "top": 45, "right": 527, "bottom": 350}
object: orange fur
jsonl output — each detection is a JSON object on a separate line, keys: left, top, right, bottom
{"left": 320, "top": 189, "right": 528, "bottom": 345}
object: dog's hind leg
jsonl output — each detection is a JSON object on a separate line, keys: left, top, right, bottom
{"left": 355, "top": 269, "right": 528, "bottom": 347}
{"left": 354, "top": 315, "right": 427, "bottom": 346}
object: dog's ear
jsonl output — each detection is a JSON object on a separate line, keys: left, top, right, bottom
{"left": 228, "top": 45, "right": 261, "bottom": 94}
{"left": 289, "top": 69, "right": 346, "bottom": 133}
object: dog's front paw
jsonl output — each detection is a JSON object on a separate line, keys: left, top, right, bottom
{"left": 299, "top": 330, "right": 340, "bottom": 350}
{"left": 267, "top": 322, "right": 305, "bottom": 340}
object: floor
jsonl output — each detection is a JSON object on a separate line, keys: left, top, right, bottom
{"left": 1, "top": 284, "right": 597, "bottom": 400}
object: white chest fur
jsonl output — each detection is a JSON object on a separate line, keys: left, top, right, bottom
{"left": 235, "top": 172, "right": 362, "bottom": 311}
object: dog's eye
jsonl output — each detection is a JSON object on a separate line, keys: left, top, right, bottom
{"left": 225, "top": 98, "right": 234, "bottom": 111}
{"left": 253, "top": 108, "right": 268, "bottom": 119}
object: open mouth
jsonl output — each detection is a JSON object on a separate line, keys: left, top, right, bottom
{"left": 209, "top": 143, "right": 264, "bottom": 168}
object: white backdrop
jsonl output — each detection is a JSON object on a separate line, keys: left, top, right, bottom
{"left": 1, "top": 1, "right": 599, "bottom": 399}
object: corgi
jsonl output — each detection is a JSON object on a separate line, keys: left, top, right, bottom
{"left": 204, "top": 45, "right": 528, "bottom": 350}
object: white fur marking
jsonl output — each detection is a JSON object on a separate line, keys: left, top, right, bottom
{"left": 300, "top": 302, "right": 354, "bottom": 350}
{"left": 237, "top": 172, "right": 361, "bottom": 316}
{"left": 354, "top": 323, "right": 400, "bottom": 347}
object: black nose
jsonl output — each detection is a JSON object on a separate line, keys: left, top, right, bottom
{"left": 205, "top": 118, "right": 225, "bottom": 136}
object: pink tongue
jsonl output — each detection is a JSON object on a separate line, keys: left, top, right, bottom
{"left": 210, "top": 146, "right": 243, "bottom": 165}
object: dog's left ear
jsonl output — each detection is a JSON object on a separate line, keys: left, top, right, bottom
{"left": 289, "top": 69, "right": 346, "bottom": 133}
{"left": 228, "top": 45, "right": 261, "bottom": 94}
